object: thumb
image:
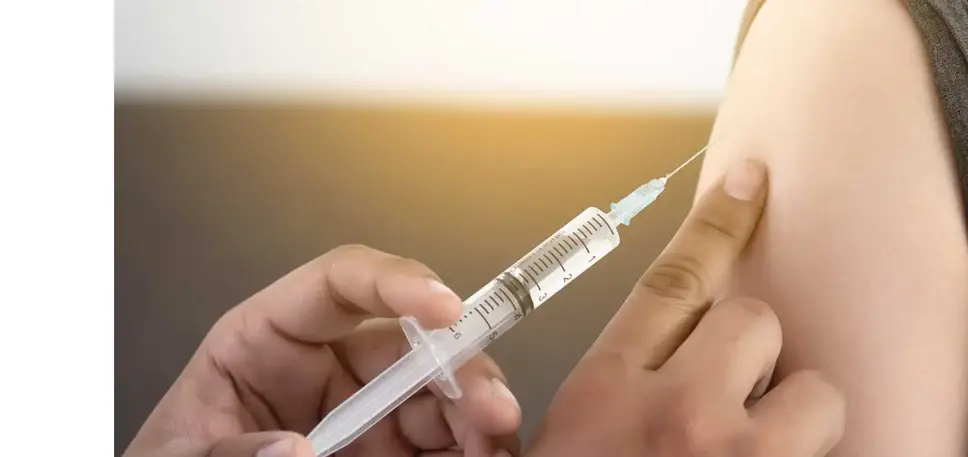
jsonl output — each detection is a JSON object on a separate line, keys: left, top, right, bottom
{"left": 208, "top": 432, "right": 315, "bottom": 457}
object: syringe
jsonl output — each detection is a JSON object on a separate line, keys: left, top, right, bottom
{"left": 308, "top": 144, "right": 710, "bottom": 456}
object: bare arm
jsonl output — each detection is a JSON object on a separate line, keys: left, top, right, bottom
{"left": 696, "top": 0, "right": 968, "bottom": 455}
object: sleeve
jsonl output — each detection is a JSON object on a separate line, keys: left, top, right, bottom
{"left": 907, "top": 0, "right": 968, "bottom": 223}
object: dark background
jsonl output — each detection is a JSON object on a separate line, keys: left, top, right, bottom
{"left": 115, "top": 101, "right": 714, "bottom": 453}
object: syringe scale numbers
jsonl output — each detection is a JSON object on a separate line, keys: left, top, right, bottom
{"left": 458, "top": 209, "right": 617, "bottom": 327}
{"left": 420, "top": 207, "right": 620, "bottom": 394}
{"left": 308, "top": 144, "right": 711, "bottom": 457}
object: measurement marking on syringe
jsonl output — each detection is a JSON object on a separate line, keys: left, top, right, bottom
{"left": 549, "top": 251, "right": 566, "bottom": 271}
{"left": 596, "top": 214, "right": 616, "bottom": 235}
{"left": 528, "top": 265, "right": 539, "bottom": 277}
{"left": 474, "top": 308, "right": 493, "bottom": 329}
{"left": 574, "top": 234, "right": 590, "bottom": 253}
{"left": 498, "top": 289, "right": 510, "bottom": 303}
{"left": 538, "top": 257, "right": 549, "bottom": 269}
{"left": 553, "top": 245, "right": 565, "bottom": 257}
{"left": 559, "top": 244, "right": 571, "bottom": 256}
{"left": 583, "top": 223, "right": 595, "bottom": 233}
{"left": 522, "top": 270, "right": 542, "bottom": 290}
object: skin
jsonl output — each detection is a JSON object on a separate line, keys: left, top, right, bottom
{"left": 127, "top": 1, "right": 966, "bottom": 450}
{"left": 694, "top": 0, "right": 968, "bottom": 455}
{"left": 527, "top": 161, "right": 845, "bottom": 456}
{"left": 123, "top": 244, "right": 522, "bottom": 457}
{"left": 125, "top": 158, "right": 846, "bottom": 457}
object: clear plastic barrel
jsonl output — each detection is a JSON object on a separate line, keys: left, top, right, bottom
{"left": 410, "top": 207, "right": 621, "bottom": 398}
{"left": 309, "top": 207, "right": 621, "bottom": 456}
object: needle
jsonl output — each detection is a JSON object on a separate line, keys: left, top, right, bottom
{"left": 664, "top": 140, "right": 716, "bottom": 180}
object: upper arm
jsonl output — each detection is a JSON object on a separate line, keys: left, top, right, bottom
{"left": 696, "top": 0, "right": 968, "bottom": 455}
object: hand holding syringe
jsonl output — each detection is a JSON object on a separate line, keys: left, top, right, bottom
{"left": 308, "top": 145, "right": 712, "bottom": 456}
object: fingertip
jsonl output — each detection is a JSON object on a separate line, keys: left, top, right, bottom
{"left": 290, "top": 435, "right": 316, "bottom": 457}
{"left": 457, "top": 375, "right": 522, "bottom": 435}
{"left": 213, "top": 431, "right": 313, "bottom": 457}
{"left": 723, "top": 159, "right": 768, "bottom": 202}
{"left": 488, "top": 378, "right": 523, "bottom": 431}
{"left": 426, "top": 279, "right": 464, "bottom": 322}
{"left": 380, "top": 273, "right": 463, "bottom": 327}
{"left": 420, "top": 278, "right": 464, "bottom": 327}
{"left": 259, "top": 432, "right": 312, "bottom": 456}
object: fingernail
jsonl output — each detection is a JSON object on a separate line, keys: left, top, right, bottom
{"left": 257, "top": 439, "right": 294, "bottom": 457}
{"left": 490, "top": 378, "right": 517, "bottom": 403}
{"left": 724, "top": 160, "right": 766, "bottom": 201}
{"left": 493, "top": 450, "right": 513, "bottom": 457}
{"left": 428, "top": 279, "right": 461, "bottom": 301}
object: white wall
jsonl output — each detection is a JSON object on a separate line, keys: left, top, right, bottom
{"left": 115, "top": 0, "right": 747, "bottom": 106}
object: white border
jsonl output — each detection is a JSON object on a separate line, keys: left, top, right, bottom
{"left": 0, "top": 1, "right": 114, "bottom": 454}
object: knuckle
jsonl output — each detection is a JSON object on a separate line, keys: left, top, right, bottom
{"left": 648, "top": 386, "right": 757, "bottom": 457}
{"left": 383, "top": 257, "right": 442, "bottom": 286}
{"left": 320, "top": 244, "right": 399, "bottom": 273}
{"left": 328, "top": 243, "right": 372, "bottom": 257}
{"left": 313, "top": 244, "right": 374, "bottom": 279}
{"left": 392, "top": 256, "right": 434, "bottom": 274}
{"left": 786, "top": 369, "right": 826, "bottom": 389}
{"left": 653, "top": 388, "right": 716, "bottom": 452}
{"left": 647, "top": 388, "right": 703, "bottom": 446}
{"left": 731, "top": 297, "right": 774, "bottom": 318}
{"left": 722, "top": 297, "right": 780, "bottom": 333}
{"left": 318, "top": 244, "right": 374, "bottom": 268}
{"left": 715, "top": 298, "right": 782, "bottom": 355}
{"left": 638, "top": 253, "right": 712, "bottom": 303}
{"left": 789, "top": 370, "right": 846, "bottom": 405}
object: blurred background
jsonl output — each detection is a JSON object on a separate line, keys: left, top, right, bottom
{"left": 116, "top": 0, "right": 746, "bottom": 453}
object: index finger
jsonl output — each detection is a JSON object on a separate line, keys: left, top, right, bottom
{"left": 592, "top": 159, "right": 768, "bottom": 369}
{"left": 228, "top": 244, "right": 464, "bottom": 345}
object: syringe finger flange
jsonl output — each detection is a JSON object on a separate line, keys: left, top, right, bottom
{"left": 399, "top": 276, "right": 532, "bottom": 400}
{"left": 399, "top": 316, "right": 463, "bottom": 399}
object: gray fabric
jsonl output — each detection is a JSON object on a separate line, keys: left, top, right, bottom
{"left": 908, "top": 0, "right": 968, "bottom": 224}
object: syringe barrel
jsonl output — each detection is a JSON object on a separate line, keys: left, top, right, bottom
{"left": 401, "top": 207, "right": 621, "bottom": 399}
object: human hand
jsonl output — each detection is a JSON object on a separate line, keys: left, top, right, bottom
{"left": 527, "top": 160, "right": 846, "bottom": 456}
{"left": 123, "top": 245, "right": 521, "bottom": 457}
